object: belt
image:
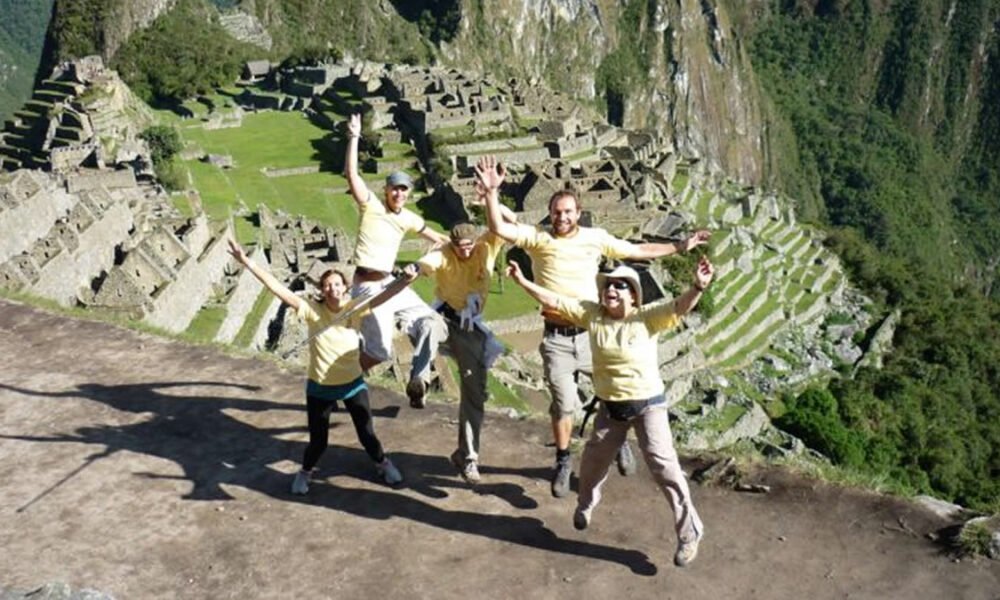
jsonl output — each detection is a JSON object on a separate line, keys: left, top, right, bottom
{"left": 437, "top": 302, "right": 461, "bottom": 323}
{"left": 353, "top": 266, "right": 389, "bottom": 282}
{"left": 544, "top": 321, "right": 586, "bottom": 337}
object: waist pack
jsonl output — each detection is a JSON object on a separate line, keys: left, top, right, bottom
{"left": 603, "top": 394, "right": 666, "bottom": 422}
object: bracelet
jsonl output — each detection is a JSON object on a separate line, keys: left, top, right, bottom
{"left": 694, "top": 282, "right": 707, "bottom": 292}
{"left": 347, "top": 133, "right": 360, "bottom": 140}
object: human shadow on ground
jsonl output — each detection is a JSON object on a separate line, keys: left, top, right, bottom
{"left": 0, "top": 381, "right": 655, "bottom": 574}
{"left": 0, "top": 381, "right": 305, "bottom": 501}
{"left": 277, "top": 469, "right": 657, "bottom": 576}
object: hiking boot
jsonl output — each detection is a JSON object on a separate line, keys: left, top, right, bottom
{"left": 290, "top": 470, "right": 310, "bottom": 495}
{"left": 573, "top": 507, "right": 591, "bottom": 531}
{"left": 674, "top": 530, "right": 704, "bottom": 567}
{"left": 551, "top": 457, "right": 572, "bottom": 498}
{"left": 377, "top": 457, "right": 404, "bottom": 485}
{"left": 450, "top": 449, "right": 481, "bottom": 484}
{"left": 406, "top": 378, "right": 427, "bottom": 409}
{"left": 616, "top": 440, "right": 637, "bottom": 476}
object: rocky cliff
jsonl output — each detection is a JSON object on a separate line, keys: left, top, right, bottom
{"left": 440, "top": 0, "right": 767, "bottom": 184}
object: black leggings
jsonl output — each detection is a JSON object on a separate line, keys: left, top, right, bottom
{"left": 302, "top": 389, "right": 384, "bottom": 471}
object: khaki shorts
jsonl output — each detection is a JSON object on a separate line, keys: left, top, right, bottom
{"left": 539, "top": 330, "right": 592, "bottom": 419}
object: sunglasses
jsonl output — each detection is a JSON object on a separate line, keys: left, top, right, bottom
{"left": 605, "top": 280, "right": 631, "bottom": 291}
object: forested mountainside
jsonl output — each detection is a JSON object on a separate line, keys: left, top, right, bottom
{"left": 0, "top": 0, "right": 55, "bottom": 122}
{"left": 21, "top": 0, "right": 1000, "bottom": 508}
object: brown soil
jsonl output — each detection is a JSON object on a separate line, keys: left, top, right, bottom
{"left": 1, "top": 299, "right": 997, "bottom": 599}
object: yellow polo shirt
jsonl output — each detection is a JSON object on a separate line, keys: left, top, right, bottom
{"left": 416, "top": 232, "right": 505, "bottom": 310}
{"left": 296, "top": 298, "right": 365, "bottom": 386}
{"left": 553, "top": 297, "right": 681, "bottom": 401}
{"left": 353, "top": 191, "right": 425, "bottom": 272}
{"left": 512, "top": 224, "right": 637, "bottom": 319}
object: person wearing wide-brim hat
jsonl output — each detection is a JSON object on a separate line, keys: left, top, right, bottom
{"left": 507, "top": 257, "right": 714, "bottom": 567}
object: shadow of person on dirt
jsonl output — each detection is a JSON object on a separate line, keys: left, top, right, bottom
{"left": 275, "top": 465, "right": 658, "bottom": 576}
{"left": 0, "top": 381, "right": 306, "bottom": 502}
{"left": 1, "top": 381, "right": 656, "bottom": 574}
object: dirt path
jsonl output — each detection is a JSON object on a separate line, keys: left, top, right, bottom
{"left": 1, "top": 299, "right": 997, "bottom": 599}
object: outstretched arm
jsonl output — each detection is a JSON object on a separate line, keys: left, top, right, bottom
{"left": 505, "top": 260, "right": 561, "bottom": 312}
{"left": 626, "top": 230, "right": 712, "bottom": 260}
{"left": 672, "top": 256, "right": 714, "bottom": 316}
{"left": 228, "top": 239, "right": 301, "bottom": 311}
{"left": 344, "top": 114, "right": 370, "bottom": 207}
{"left": 476, "top": 155, "right": 519, "bottom": 242}
{"left": 418, "top": 226, "right": 450, "bottom": 246}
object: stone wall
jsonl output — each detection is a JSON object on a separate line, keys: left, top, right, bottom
{"left": 215, "top": 246, "right": 267, "bottom": 344}
{"left": 29, "top": 200, "right": 133, "bottom": 306}
{"left": 66, "top": 169, "right": 136, "bottom": 193}
{"left": 144, "top": 223, "right": 232, "bottom": 333}
{"left": 0, "top": 172, "right": 76, "bottom": 263}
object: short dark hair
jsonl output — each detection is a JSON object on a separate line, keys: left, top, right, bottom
{"left": 548, "top": 189, "right": 581, "bottom": 212}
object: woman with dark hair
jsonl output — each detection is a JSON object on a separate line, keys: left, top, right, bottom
{"left": 228, "top": 240, "right": 407, "bottom": 494}
{"left": 507, "top": 257, "right": 714, "bottom": 567}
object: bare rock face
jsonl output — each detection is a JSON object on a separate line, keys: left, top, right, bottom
{"left": 442, "top": 0, "right": 766, "bottom": 184}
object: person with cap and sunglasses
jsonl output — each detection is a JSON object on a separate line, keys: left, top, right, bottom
{"left": 506, "top": 255, "right": 714, "bottom": 567}
{"left": 479, "top": 155, "right": 711, "bottom": 498}
{"left": 344, "top": 113, "right": 449, "bottom": 409}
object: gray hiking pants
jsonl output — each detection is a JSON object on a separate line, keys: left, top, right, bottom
{"left": 447, "top": 321, "right": 488, "bottom": 462}
{"left": 576, "top": 402, "right": 703, "bottom": 543}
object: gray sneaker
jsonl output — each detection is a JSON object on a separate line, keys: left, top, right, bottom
{"left": 573, "top": 507, "right": 591, "bottom": 531}
{"left": 290, "top": 470, "right": 310, "bottom": 495}
{"left": 551, "top": 458, "right": 572, "bottom": 498}
{"left": 616, "top": 440, "right": 637, "bottom": 476}
{"left": 450, "top": 449, "right": 481, "bottom": 484}
{"left": 406, "top": 378, "right": 427, "bottom": 409}
{"left": 377, "top": 457, "right": 404, "bottom": 485}
{"left": 674, "top": 529, "right": 704, "bottom": 567}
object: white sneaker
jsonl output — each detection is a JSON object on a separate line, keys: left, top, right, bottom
{"left": 377, "top": 457, "right": 404, "bottom": 485}
{"left": 291, "top": 470, "right": 310, "bottom": 495}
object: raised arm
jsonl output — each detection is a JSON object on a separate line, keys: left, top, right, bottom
{"left": 344, "top": 113, "right": 370, "bottom": 207}
{"left": 506, "top": 260, "right": 561, "bottom": 312}
{"left": 476, "top": 155, "right": 519, "bottom": 242}
{"left": 418, "top": 226, "right": 450, "bottom": 246}
{"left": 626, "top": 229, "right": 712, "bottom": 260}
{"left": 228, "top": 239, "right": 301, "bottom": 311}
{"left": 673, "top": 256, "right": 714, "bottom": 316}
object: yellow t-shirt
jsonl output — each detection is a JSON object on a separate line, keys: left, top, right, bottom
{"left": 512, "top": 224, "right": 637, "bottom": 318}
{"left": 416, "top": 232, "right": 505, "bottom": 310}
{"left": 296, "top": 298, "right": 365, "bottom": 386}
{"left": 553, "top": 297, "right": 681, "bottom": 401}
{"left": 352, "top": 191, "right": 425, "bottom": 272}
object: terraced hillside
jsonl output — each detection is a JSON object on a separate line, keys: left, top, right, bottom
{"left": 0, "top": 58, "right": 856, "bottom": 421}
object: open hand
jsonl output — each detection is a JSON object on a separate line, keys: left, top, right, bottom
{"left": 227, "top": 239, "right": 248, "bottom": 265}
{"left": 347, "top": 113, "right": 362, "bottom": 138}
{"left": 474, "top": 155, "right": 505, "bottom": 191}
{"left": 685, "top": 230, "right": 711, "bottom": 252}
{"left": 505, "top": 260, "right": 525, "bottom": 284}
{"left": 695, "top": 256, "right": 714, "bottom": 290}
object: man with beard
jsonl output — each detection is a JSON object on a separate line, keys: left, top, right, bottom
{"left": 480, "top": 155, "right": 710, "bottom": 498}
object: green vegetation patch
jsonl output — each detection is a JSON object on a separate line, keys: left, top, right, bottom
{"left": 170, "top": 111, "right": 360, "bottom": 232}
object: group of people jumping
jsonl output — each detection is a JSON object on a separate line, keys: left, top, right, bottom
{"left": 227, "top": 113, "right": 715, "bottom": 567}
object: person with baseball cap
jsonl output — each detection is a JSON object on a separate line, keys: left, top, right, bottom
{"left": 344, "top": 113, "right": 449, "bottom": 408}
{"left": 480, "top": 154, "right": 711, "bottom": 498}
{"left": 507, "top": 255, "right": 714, "bottom": 567}
{"left": 399, "top": 157, "right": 521, "bottom": 482}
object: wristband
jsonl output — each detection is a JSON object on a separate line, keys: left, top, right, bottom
{"left": 694, "top": 282, "right": 707, "bottom": 292}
